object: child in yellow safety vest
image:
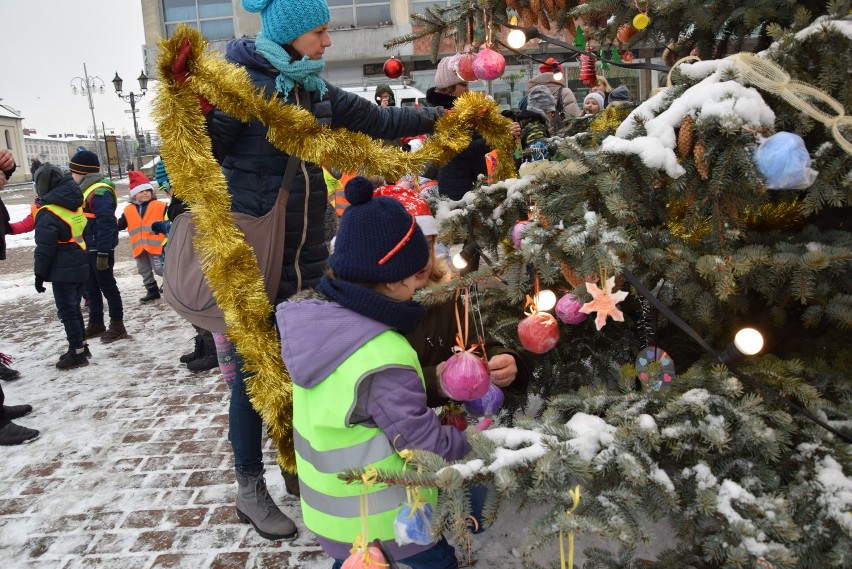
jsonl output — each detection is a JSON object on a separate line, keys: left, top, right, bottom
{"left": 32, "top": 164, "right": 91, "bottom": 370}
{"left": 116, "top": 171, "right": 166, "bottom": 303}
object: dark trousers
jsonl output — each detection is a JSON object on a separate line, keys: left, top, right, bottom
{"left": 228, "top": 348, "right": 265, "bottom": 476}
{"left": 0, "top": 383, "right": 6, "bottom": 426}
{"left": 85, "top": 251, "right": 124, "bottom": 324}
{"left": 53, "top": 281, "right": 86, "bottom": 350}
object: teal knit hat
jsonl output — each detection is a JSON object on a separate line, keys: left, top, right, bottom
{"left": 241, "top": 0, "right": 330, "bottom": 46}
{"left": 155, "top": 160, "right": 170, "bottom": 190}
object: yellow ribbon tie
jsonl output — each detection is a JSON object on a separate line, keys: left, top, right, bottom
{"left": 559, "top": 485, "right": 582, "bottom": 569}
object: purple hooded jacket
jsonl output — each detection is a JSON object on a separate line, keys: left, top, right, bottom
{"left": 276, "top": 297, "right": 471, "bottom": 560}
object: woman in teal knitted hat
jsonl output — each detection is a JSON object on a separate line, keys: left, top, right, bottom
{"left": 204, "top": 0, "right": 447, "bottom": 546}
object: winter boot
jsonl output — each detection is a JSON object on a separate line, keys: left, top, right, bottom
{"left": 235, "top": 471, "right": 298, "bottom": 541}
{"left": 83, "top": 343, "right": 92, "bottom": 359}
{"left": 56, "top": 347, "right": 89, "bottom": 370}
{"left": 280, "top": 466, "right": 301, "bottom": 498}
{"left": 3, "top": 404, "right": 33, "bottom": 421}
{"left": 180, "top": 335, "right": 204, "bottom": 364}
{"left": 100, "top": 320, "right": 128, "bottom": 343}
{"left": 0, "top": 422, "right": 40, "bottom": 446}
{"left": 84, "top": 321, "right": 106, "bottom": 339}
{"left": 140, "top": 283, "right": 161, "bottom": 303}
{"left": 0, "top": 353, "right": 20, "bottom": 381}
{"left": 186, "top": 334, "right": 219, "bottom": 372}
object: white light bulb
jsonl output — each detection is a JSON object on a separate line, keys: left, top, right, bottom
{"left": 734, "top": 328, "right": 763, "bottom": 356}
{"left": 553, "top": 71, "right": 563, "bottom": 81}
{"left": 452, "top": 252, "right": 468, "bottom": 269}
{"left": 534, "top": 289, "right": 557, "bottom": 311}
{"left": 507, "top": 29, "right": 528, "bottom": 50}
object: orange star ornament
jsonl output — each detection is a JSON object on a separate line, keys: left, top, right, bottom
{"left": 579, "top": 276, "right": 629, "bottom": 330}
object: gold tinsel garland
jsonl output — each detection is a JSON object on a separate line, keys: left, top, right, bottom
{"left": 667, "top": 198, "right": 807, "bottom": 243}
{"left": 152, "top": 27, "right": 516, "bottom": 472}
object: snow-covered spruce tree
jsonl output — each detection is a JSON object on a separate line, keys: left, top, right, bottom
{"left": 345, "top": 3, "right": 852, "bottom": 569}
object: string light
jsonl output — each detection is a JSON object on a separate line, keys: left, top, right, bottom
{"left": 534, "top": 289, "right": 557, "bottom": 311}
{"left": 506, "top": 16, "right": 528, "bottom": 49}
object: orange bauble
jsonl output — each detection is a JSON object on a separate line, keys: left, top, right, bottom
{"left": 617, "top": 24, "right": 638, "bottom": 44}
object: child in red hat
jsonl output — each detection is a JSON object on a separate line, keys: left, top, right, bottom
{"left": 117, "top": 171, "right": 167, "bottom": 303}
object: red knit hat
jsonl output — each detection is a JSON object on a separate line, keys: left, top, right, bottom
{"left": 128, "top": 170, "right": 154, "bottom": 198}
{"left": 374, "top": 184, "right": 438, "bottom": 236}
{"left": 539, "top": 57, "right": 563, "bottom": 74}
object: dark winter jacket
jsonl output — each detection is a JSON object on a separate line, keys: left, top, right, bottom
{"left": 0, "top": 161, "right": 15, "bottom": 261}
{"left": 33, "top": 175, "right": 89, "bottom": 283}
{"left": 207, "top": 39, "right": 442, "bottom": 303}
{"left": 527, "top": 73, "right": 582, "bottom": 118}
{"left": 425, "top": 88, "right": 489, "bottom": 201}
{"left": 78, "top": 173, "right": 119, "bottom": 253}
{"left": 505, "top": 109, "right": 551, "bottom": 164}
{"left": 406, "top": 296, "right": 530, "bottom": 407}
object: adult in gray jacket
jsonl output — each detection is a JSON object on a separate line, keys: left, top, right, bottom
{"left": 206, "top": 0, "right": 444, "bottom": 542}
{"left": 526, "top": 59, "right": 582, "bottom": 119}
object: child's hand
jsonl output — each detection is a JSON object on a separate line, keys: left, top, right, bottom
{"left": 34, "top": 277, "right": 46, "bottom": 293}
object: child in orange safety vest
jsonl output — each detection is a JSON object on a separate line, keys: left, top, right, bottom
{"left": 116, "top": 171, "right": 166, "bottom": 303}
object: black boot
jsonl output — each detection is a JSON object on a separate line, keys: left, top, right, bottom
{"left": 0, "top": 422, "right": 40, "bottom": 446}
{"left": 56, "top": 347, "right": 89, "bottom": 370}
{"left": 186, "top": 333, "right": 218, "bottom": 372}
{"left": 0, "top": 353, "right": 20, "bottom": 381}
{"left": 180, "top": 335, "right": 204, "bottom": 363}
{"left": 140, "top": 283, "right": 161, "bottom": 303}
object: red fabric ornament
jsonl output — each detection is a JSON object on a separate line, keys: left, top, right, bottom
{"left": 579, "top": 49, "right": 597, "bottom": 88}
{"left": 518, "top": 312, "right": 559, "bottom": 354}
{"left": 440, "top": 350, "right": 490, "bottom": 401}
{"left": 455, "top": 52, "right": 478, "bottom": 82}
{"left": 440, "top": 405, "right": 468, "bottom": 431}
{"left": 472, "top": 48, "right": 506, "bottom": 81}
{"left": 383, "top": 57, "right": 404, "bottom": 79}
{"left": 555, "top": 292, "right": 588, "bottom": 325}
{"left": 617, "top": 24, "right": 638, "bottom": 44}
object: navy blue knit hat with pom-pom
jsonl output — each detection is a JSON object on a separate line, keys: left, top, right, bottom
{"left": 330, "top": 176, "right": 429, "bottom": 284}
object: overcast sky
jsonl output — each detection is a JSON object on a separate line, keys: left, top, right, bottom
{"left": 3, "top": 0, "right": 155, "bottom": 137}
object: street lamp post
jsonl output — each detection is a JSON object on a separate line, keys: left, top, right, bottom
{"left": 70, "top": 64, "right": 107, "bottom": 174}
{"left": 112, "top": 71, "right": 149, "bottom": 170}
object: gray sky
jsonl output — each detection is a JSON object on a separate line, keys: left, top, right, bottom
{"left": 3, "top": 0, "right": 155, "bottom": 137}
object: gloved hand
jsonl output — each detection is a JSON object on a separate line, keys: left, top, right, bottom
{"left": 96, "top": 252, "right": 110, "bottom": 271}
{"left": 35, "top": 277, "right": 46, "bottom": 293}
{"left": 151, "top": 220, "right": 170, "bottom": 235}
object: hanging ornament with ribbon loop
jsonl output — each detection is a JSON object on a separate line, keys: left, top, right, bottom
{"left": 440, "top": 287, "right": 490, "bottom": 401}
{"left": 518, "top": 275, "right": 560, "bottom": 354}
{"left": 579, "top": 49, "right": 597, "bottom": 88}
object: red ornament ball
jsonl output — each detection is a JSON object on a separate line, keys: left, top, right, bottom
{"left": 518, "top": 312, "right": 560, "bottom": 354}
{"left": 383, "top": 57, "right": 404, "bottom": 79}
{"left": 455, "top": 52, "right": 478, "bottom": 82}
{"left": 440, "top": 407, "right": 468, "bottom": 431}
{"left": 473, "top": 48, "right": 506, "bottom": 81}
{"left": 555, "top": 292, "right": 587, "bottom": 325}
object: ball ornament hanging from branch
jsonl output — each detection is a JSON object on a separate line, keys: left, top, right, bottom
{"left": 455, "top": 52, "right": 479, "bottom": 82}
{"left": 632, "top": 12, "right": 650, "bottom": 30}
{"left": 383, "top": 56, "right": 404, "bottom": 79}
{"left": 555, "top": 292, "right": 588, "bottom": 325}
{"left": 473, "top": 48, "right": 506, "bottom": 81}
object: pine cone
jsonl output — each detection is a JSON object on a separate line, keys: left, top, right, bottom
{"left": 678, "top": 115, "right": 695, "bottom": 160}
{"left": 694, "top": 140, "right": 710, "bottom": 179}
{"left": 560, "top": 262, "right": 584, "bottom": 289}
{"left": 543, "top": 0, "right": 559, "bottom": 17}
{"left": 530, "top": 0, "right": 543, "bottom": 23}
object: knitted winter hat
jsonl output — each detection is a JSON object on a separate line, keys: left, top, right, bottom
{"left": 374, "top": 84, "right": 395, "bottom": 106}
{"left": 155, "top": 160, "right": 171, "bottom": 190}
{"left": 527, "top": 85, "right": 557, "bottom": 115}
{"left": 584, "top": 92, "right": 605, "bottom": 110}
{"left": 434, "top": 54, "right": 464, "bottom": 89}
{"left": 33, "top": 163, "right": 65, "bottom": 198}
{"left": 607, "top": 85, "right": 631, "bottom": 105}
{"left": 69, "top": 150, "right": 100, "bottom": 175}
{"left": 241, "top": 0, "right": 330, "bottom": 46}
{"left": 330, "top": 176, "right": 429, "bottom": 284}
{"left": 128, "top": 170, "right": 154, "bottom": 198}
{"left": 538, "top": 57, "right": 563, "bottom": 75}
{"left": 374, "top": 184, "right": 437, "bottom": 236}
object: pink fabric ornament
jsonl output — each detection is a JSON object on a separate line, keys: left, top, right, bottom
{"left": 455, "top": 52, "right": 478, "bottom": 82}
{"left": 518, "top": 312, "right": 559, "bottom": 354}
{"left": 464, "top": 384, "right": 504, "bottom": 417}
{"left": 511, "top": 221, "right": 530, "bottom": 248}
{"left": 555, "top": 292, "right": 588, "bottom": 325}
{"left": 473, "top": 48, "right": 506, "bottom": 81}
{"left": 440, "top": 349, "right": 490, "bottom": 401}
{"left": 341, "top": 545, "right": 388, "bottom": 569}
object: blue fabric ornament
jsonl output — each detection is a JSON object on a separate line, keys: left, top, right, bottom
{"left": 753, "top": 132, "right": 818, "bottom": 190}
{"left": 393, "top": 502, "right": 433, "bottom": 546}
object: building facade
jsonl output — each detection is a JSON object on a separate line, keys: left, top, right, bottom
{"left": 0, "top": 104, "right": 27, "bottom": 184}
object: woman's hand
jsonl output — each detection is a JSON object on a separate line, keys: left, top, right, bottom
{"left": 487, "top": 354, "right": 517, "bottom": 387}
